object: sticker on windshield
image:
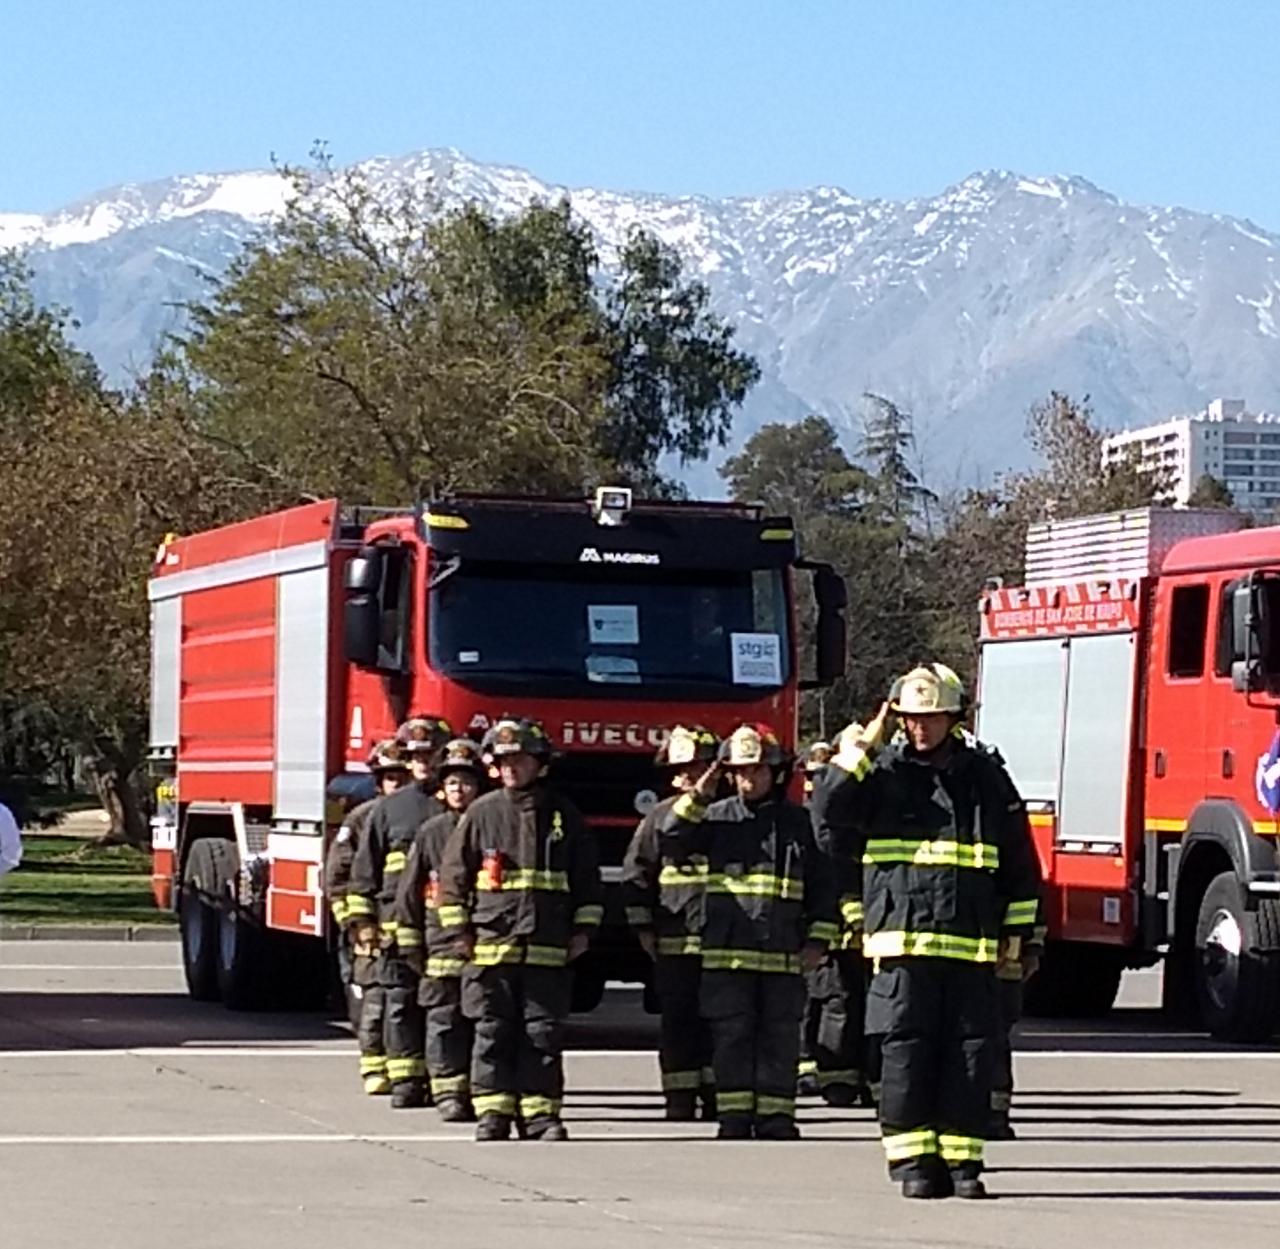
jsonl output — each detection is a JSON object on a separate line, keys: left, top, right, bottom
{"left": 459, "top": 650, "right": 481, "bottom": 665}
{"left": 588, "top": 604, "right": 639, "bottom": 646}
{"left": 586, "top": 655, "right": 641, "bottom": 684}
{"left": 731, "top": 632, "right": 782, "bottom": 686}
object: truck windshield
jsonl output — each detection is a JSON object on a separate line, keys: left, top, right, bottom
{"left": 428, "top": 559, "right": 791, "bottom": 699}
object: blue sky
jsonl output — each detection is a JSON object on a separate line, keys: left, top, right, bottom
{"left": 3, "top": 0, "right": 1278, "bottom": 228}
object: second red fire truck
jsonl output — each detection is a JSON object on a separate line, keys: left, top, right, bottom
{"left": 976, "top": 506, "right": 1280, "bottom": 1041}
{"left": 148, "top": 488, "right": 846, "bottom": 1012}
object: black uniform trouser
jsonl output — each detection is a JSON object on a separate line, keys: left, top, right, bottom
{"left": 380, "top": 952, "right": 426, "bottom": 1093}
{"left": 421, "top": 974, "right": 473, "bottom": 1100}
{"left": 866, "top": 958, "right": 998, "bottom": 1182}
{"left": 803, "top": 951, "right": 866, "bottom": 1095}
{"left": 353, "top": 953, "right": 388, "bottom": 1085}
{"left": 991, "top": 977, "right": 1023, "bottom": 1127}
{"left": 462, "top": 962, "right": 571, "bottom": 1124}
{"left": 702, "top": 969, "right": 805, "bottom": 1128}
{"left": 655, "top": 954, "right": 712, "bottom": 1104}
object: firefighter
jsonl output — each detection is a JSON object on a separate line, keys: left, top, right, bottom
{"left": 438, "top": 717, "right": 603, "bottom": 1142}
{"left": 393, "top": 738, "right": 488, "bottom": 1122}
{"left": 346, "top": 715, "right": 452, "bottom": 1109}
{"left": 662, "top": 723, "right": 838, "bottom": 1141}
{"left": 325, "top": 739, "right": 409, "bottom": 1095}
{"left": 621, "top": 725, "right": 721, "bottom": 1120}
{"left": 813, "top": 666, "right": 1042, "bottom": 1200}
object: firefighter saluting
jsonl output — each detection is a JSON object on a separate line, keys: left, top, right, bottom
{"left": 346, "top": 715, "right": 452, "bottom": 1109}
{"left": 813, "top": 666, "right": 1041, "bottom": 1199}
{"left": 393, "top": 738, "right": 488, "bottom": 1122}
{"left": 622, "top": 725, "right": 721, "bottom": 1120}
{"left": 438, "top": 718, "right": 603, "bottom": 1142}
{"left": 662, "top": 723, "right": 838, "bottom": 1140}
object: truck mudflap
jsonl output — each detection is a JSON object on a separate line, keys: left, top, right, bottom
{"left": 266, "top": 831, "right": 326, "bottom": 937}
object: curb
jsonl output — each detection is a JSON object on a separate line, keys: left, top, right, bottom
{"left": 0, "top": 924, "right": 179, "bottom": 942}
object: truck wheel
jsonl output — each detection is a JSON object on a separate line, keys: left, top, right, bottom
{"left": 180, "top": 839, "right": 234, "bottom": 1002}
{"left": 215, "top": 844, "right": 267, "bottom": 1010}
{"left": 1194, "top": 871, "right": 1280, "bottom": 1042}
{"left": 1023, "top": 941, "right": 1123, "bottom": 1019}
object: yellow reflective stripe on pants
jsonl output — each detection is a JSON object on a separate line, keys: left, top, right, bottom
{"left": 520, "top": 1095, "right": 562, "bottom": 1119}
{"left": 840, "top": 896, "right": 864, "bottom": 926}
{"left": 883, "top": 1128, "right": 939, "bottom": 1161}
{"left": 797, "top": 1058, "right": 818, "bottom": 1077}
{"left": 436, "top": 904, "right": 469, "bottom": 929}
{"left": 626, "top": 906, "right": 654, "bottom": 927}
{"left": 755, "top": 1095, "right": 795, "bottom": 1118}
{"left": 394, "top": 927, "right": 423, "bottom": 948}
{"left": 573, "top": 904, "right": 603, "bottom": 927}
{"left": 706, "top": 873, "right": 804, "bottom": 900}
{"left": 657, "top": 935, "right": 702, "bottom": 956}
{"left": 426, "top": 955, "right": 466, "bottom": 977}
{"left": 473, "top": 1091, "right": 517, "bottom": 1117}
{"left": 939, "top": 1133, "right": 984, "bottom": 1163}
{"left": 863, "top": 839, "right": 999, "bottom": 870}
{"left": 385, "top": 1057, "right": 426, "bottom": 1080}
{"left": 662, "top": 1069, "right": 702, "bottom": 1092}
{"left": 716, "top": 1090, "right": 754, "bottom": 1114}
{"left": 472, "top": 941, "right": 569, "bottom": 968}
{"left": 659, "top": 864, "right": 710, "bottom": 887}
{"left": 359, "top": 1054, "right": 388, "bottom": 1076}
{"left": 431, "top": 1074, "right": 469, "bottom": 1097}
{"left": 702, "top": 948, "right": 800, "bottom": 973}
{"left": 344, "top": 895, "right": 374, "bottom": 919}
{"left": 862, "top": 931, "right": 998, "bottom": 963}
{"left": 330, "top": 899, "right": 349, "bottom": 924}
{"left": 1003, "top": 898, "right": 1039, "bottom": 926}
{"left": 380, "top": 919, "right": 399, "bottom": 936}
{"left": 384, "top": 850, "right": 408, "bottom": 875}
{"left": 474, "top": 869, "right": 569, "bottom": 892}
{"left": 817, "top": 1069, "right": 860, "bottom": 1088}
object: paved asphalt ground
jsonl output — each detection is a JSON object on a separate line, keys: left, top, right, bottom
{"left": 2, "top": 946, "right": 1278, "bottom": 1249}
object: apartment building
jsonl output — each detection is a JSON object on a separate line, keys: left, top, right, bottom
{"left": 1102, "top": 398, "right": 1280, "bottom": 512}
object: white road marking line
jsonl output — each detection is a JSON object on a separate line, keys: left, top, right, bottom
{"left": 0, "top": 1131, "right": 746, "bottom": 1146}
{"left": 0, "top": 965, "right": 179, "bottom": 971}
{"left": 0, "top": 1047, "right": 658, "bottom": 1059}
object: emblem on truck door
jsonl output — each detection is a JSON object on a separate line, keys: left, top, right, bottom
{"left": 1256, "top": 732, "right": 1280, "bottom": 813}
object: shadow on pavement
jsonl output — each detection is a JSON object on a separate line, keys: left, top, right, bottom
{"left": 1017, "top": 1009, "right": 1279, "bottom": 1053}
{"left": 995, "top": 1163, "right": 1280, "bottom": 1176}
{"left": 1007, "top": 1191, "right": 1280, "bottom": 1202}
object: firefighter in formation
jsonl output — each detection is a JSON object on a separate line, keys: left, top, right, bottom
{"left": 346, "top": 716, "right": 453, "bottom": 1108}
{"left": 622, "top": 726, "right": 721, "bottom": 1120}
{"left": 812, "top": 664, "right": 1042, "bottom": 1199}
{"left": 661, "top": 723, "right": 838, "bottom": 1139}
{"left": 438, "top": 717, "right": 604, "bottom": 1141}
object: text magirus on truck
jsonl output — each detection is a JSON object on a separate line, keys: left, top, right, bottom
{"left": 976, "top": 506, "right": 1280, "bottom": 1042}
{"left": 148, "top": 488, "right": 846, "bottom": 1012}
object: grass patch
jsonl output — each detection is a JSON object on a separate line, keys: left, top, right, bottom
{"left": 0, "top": 835, "right": 173, "bottom": 926}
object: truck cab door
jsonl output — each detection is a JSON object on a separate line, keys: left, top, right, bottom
{"left": 1149, "top": 581, "right": 1213, "bottom": 810}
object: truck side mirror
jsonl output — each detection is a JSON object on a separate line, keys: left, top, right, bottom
{"left": 343, "top": 548, "right": 383, "bottom": 668}
{"left": 810, "top": 563, "right": 848, "bottom": 686}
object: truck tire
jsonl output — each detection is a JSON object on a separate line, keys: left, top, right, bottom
{"left": 1194, "top": 870, "right": 1280, "bottom": 1042}
{"left": 1023, "top": 941, "right": 1123, "bottom": 1019}
{"left": 180, "top": 839, "right": 234, "bottom": 1002}
{"left": 214, "top": 843, "right": 268, "bottom": 1010}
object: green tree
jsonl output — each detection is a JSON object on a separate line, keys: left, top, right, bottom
{"left": 164, "top": 162, "right": 758, "bottom": 505}
{"left": 1188, "top": 472, "right": 1235, "bottom": 509}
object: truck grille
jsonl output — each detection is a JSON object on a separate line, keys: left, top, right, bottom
{"left": 551, "top": 751, "right": 656, "bottom": 866}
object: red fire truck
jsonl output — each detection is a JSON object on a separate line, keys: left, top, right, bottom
{"left": 148, "top": 489, "right": 846, "bottom": 1011}
{"left": 976, "top": 507, "right": 1280, "bottom": 1041}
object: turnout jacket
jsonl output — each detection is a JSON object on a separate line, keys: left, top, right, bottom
{"left": 346, "top": 782, "right": 444, "bottom": 937}
{"left": 659, "top": 792, "right": 839, "bottom": 973}
{"left": 392, "top": 810, "right": 468, "bottom": 979}
{"left": 811, "top": 738, "right": 1042, "bottom": 966}
{"left": 621, "top": 795, "right": 709, "bottom": 958}
{"left": 325, "top": 797, "right": 378, "bottom": 925}
{"left": 437, "top": 785, "right": 603, "bottom": 968}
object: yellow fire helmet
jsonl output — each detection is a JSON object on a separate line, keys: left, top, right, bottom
{"left": 719, "top": 722, "right": 787, "bottom": 768}
{"left": 891, "top": 665, "right": 965, "bottom": 716}
{"left": 656, "top": 726, "right": 720, "bottom": 768}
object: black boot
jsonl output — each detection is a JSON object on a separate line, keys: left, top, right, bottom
{"left": 664, "top": 1091, "right": 698, "bottom": 1122}
{"left": 436, "top": 1096, "right": 475, "bottom": 1123}
{"left": 953, "top": 1176, "right": 990, "bottom": 1200}
{"left": 474, "top": 1113, "right": 513, "bottom": 1142}
{"left": 390, "top": 1082, "right": 425, "bottom": 1110}
{"left": 526, "top": 1116, "right": 569, "bottom": 1141}
{"left": 716, "top": 1114, "right": 753, "bottom": 1140}
{"left": 820, "top": 1083, "right": 859, "bottom": 1108}
{"left": 754, "top": 1116, "right": 801, "bottom": 1141}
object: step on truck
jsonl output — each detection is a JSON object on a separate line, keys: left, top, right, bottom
{"left": 976, "top": 506, "right": 1280, "bottom": 1041}
{"left": 148, "top": 489, "right": 847, "bottom": 1010}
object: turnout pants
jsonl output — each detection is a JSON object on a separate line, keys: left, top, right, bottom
{"left": 353, "top": 952, "right": 388, "bottom": 1091}
{"left": 422, "top": 973, "right": 473, "bottom": 1101}
{"left": 462, "top": 962, "right": 571, "bottom": 1127}
{"left": 991, "top": 977, "right": 1023, "bottom": 1131}
{"left": 866, "top": 958, "right": 998, "bottom": 1182}
{"left": 702, "top": 969, "right": 805, "bottom": 1130}
{"left": 803, "top": 951, "right": 866, "bottom": 1099}
{"left": 655, "top": 954, "right": 713, "bottom": 1110}
{"left": 380, "top": 951, "right": 427, "bottom": 1096}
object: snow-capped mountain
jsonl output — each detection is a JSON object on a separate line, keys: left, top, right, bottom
{"left": 5, "top": 148, "right": 1280, "bottom": 486}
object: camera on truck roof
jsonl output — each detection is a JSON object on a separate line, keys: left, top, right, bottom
{"left": 593, "top": 486, "right": 632, "bottom": 527}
